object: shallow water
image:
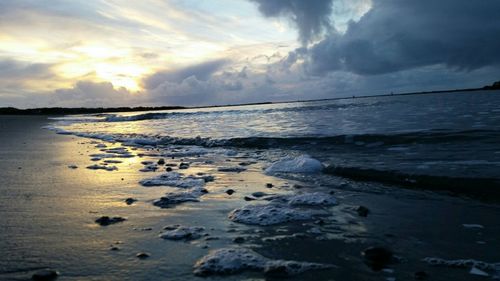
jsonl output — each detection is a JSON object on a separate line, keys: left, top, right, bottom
{"left": 2, "top": 91, "right": 500, "bottom": 280}
{"left": 52, "top": 91, "right": 500, "bottom": 189}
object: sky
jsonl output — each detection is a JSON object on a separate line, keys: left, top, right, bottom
{"left": 1, "top": 0, "right": 500, "bottom": 108}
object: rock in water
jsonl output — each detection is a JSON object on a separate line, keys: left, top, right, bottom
{"left": 95, "top": 216, "right": 126, "bottom": 226}
{"left": 361, "top": 246, "right": 393, "bottom": 271}
{"left": 356, "top": 206, "right": 370, "bottom": 217}
{"left": 414, "top": 271, "right": 429, "bottom": 280}
{"left": 136, "top": 252, "right": 150, "bottom": 259}
{"left": 225, "top": 189, "right": 235, "bottom": 195}
{"left": 32, "top": 269, "right": 59, "bottom": 281}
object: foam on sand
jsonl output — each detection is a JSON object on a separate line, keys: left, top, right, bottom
{"left": 286, "top": 192, "right": 338, "bottom": 206}
{"left": 159, "top": 225, "right": 205, "bottom": 240}
{"left": 140, "top": 172, "right": 212, "bottom": 188}
{"left": 193, "top": 247, "right": 334, "bottom": 276}
{"left": 86, "top": 164, "right": 118, "bottom": 171}
{"left": 265, "top": 155, "right": 323, "bottom": 174}
{"left": 153, "top": 188, "right": 207, "bottom": 208}
{"left": 228, "top": 203, "right": 324, "bottom": 226}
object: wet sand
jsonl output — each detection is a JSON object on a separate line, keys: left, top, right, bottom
{"left": 1, "top": 115, "right": 499, "bottom": 280}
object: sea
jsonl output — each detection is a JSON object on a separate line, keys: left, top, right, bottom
{"left": 51, "top": 90, "right": 500, "bottom": 198}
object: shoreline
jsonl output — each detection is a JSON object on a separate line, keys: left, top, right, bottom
{"left": 1, "top": 115, "right": 499, "bottom": 280}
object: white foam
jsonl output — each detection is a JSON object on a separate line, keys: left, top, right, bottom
{"left": 139, "top": 172, "right": 209, "bottom": 188}
{"left": 462, "top": 224, "right": 484, "bottom": 229}
{"left": 162, "top": 147, "right": 209, "bottom": 157}
{"left": 139, "top": 164, "right": 159, "bottom": 172}
{"left": 86, "top": 164, "right": 117, "bottom": 171}
{"left": 193, "top": 247, "right": 334, "bottom": 276}
{"left": 153, "top": 188, "right": 207, "bottom": 208}
{"left": 422, "top": 257, "right": 500, "bottom": 271}
{"left": 159, "top": 225, "right": 205, "bottom": 240}
{"left": 286, "top": 192, "right": 338, "bottom": 206}
{"left": 265, "top": 155, "right": 323, "bottom": 174}
{"left": 228, "top": 203, "right": 324, "bottom": 226}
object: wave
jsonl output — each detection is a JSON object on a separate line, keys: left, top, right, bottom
{"left": 99, "top": 100, "right": 397, "bottom": 122}
{"left": 324, "top": 165, "right": 500, "bottom": 200}
{"left": 49, "top": 127, "right": 500, "bottom": 149}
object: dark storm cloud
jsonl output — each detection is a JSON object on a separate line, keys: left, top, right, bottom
{"left": 307, "top": 0, "right": 500, "bottom": 75}
{"left": 143, "top": 59, "right": 230, "bottom": 89}
{"left": 253, "top": 0, "right": 500, "bottom": 76}
{"left": 249, "top": 0, "right": 334, "bottom": 45}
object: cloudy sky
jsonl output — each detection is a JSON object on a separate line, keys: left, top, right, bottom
{"left": 1, "top": 0, "right": 499, "bottom": 108}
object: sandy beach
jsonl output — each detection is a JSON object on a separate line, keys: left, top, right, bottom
{"left": 0, "top": 114, "right": 499, "bottom": 280}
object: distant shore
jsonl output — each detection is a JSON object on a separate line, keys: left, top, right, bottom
{"left": 2, "top": 80, "right": 499, "bottom": 115}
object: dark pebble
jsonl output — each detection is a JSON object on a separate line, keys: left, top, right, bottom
{"left": 315, "top": 219, "right": 326, "bottom": 226}
{"left": 251, "top": 191, "right": 268, "bottom": 198}
{"left": 166, "top": 167, "right": 173, "bottom": 172}
{"left": 179, "top": 162, "right": 190, "bottom": 169}
{"left": 95, "top": 216, "right": 126, "bottom": 226}
{"left": 125, "top": 198, "right": 137, "bottom": 205}
{"left": 361, "top": 246, "right": 393, "bottom": 271}
{"left": 244, "top": 196, "right": 256, "bottom": 201}
{"left": 32, "top": 269, "right": 59, "bottom": 281}
{"left": 136, "top": 252, "right": 150, "bottom": 259}
{"left": 264, "top": 264, "right": 289, "bottom": 277}
{"left": 414, "top": 271, "right": 429, "bottom": 280}
{"left": 226, "top": 189, "right": 235, "bottom": 195}
{"left": 110, "top": 246, "right": 120, "bottom": 251}
{"left": 356, "top": 206, "right": 370, "bottom": 217}
{"left": 233, "top": 237, "right": 245, "bottom": 243}
{"left": 266, "top": 183, "right": 274, "bottom": 188}
{"left": 157, "top": 158, "right": 165, "bottom": 165}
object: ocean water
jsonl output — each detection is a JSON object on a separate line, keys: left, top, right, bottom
{"left": 51, "top": 90, "right": 500, "bottom": 196}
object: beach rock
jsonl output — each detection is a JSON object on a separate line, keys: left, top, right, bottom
{"left": 157, "top": 158, "right": 165, "bottom": 165}
{"left": 166, "top": 167, "right": 173, "bottom": 172}
{"left": 266, "top": 183, "right": 274, "bottom": 188}
{"left": 136, "top": 252, "right": 150, "bottom": 259}
{"left": 32, "top": 269, "right": 59, "bottom": 281}
{"left": 226, "top": 189, "right": 235, "bottom": 195}
{"left": 179, "top": 162, "right": 190, "bottom": 169}
{"left": 233, "top": 237, "right": 245, "bottom": 244}
{"left": 357, "top": 206, "right": 370, "bottom": 217}
{"left": 361, "top": 246, "right": 393, "bottom": 270}
{"left": 414, "top": 271, "right": 429, "bottom": 280}
{"left": 218, "top": 166, "right": 246, "bottom": 173}
{"left": 125, "top": 198, "right": 137, "bottom": 205}
{"left": 67, "top": 165, "right": 78, "bottom": 169}
{"left": 244, "top": 196, "right": 256, "bottom": 201}
{"left": 95, "top": 216, "right": 126, "bottom": 226}
{"left": 252, "top": 191, "right": 269, "bottom": 198}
